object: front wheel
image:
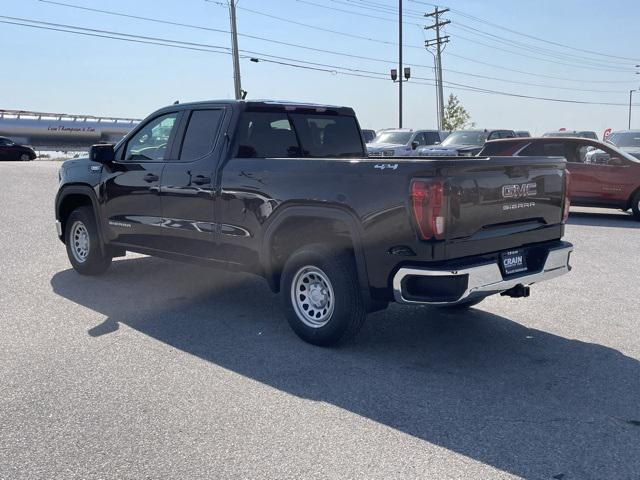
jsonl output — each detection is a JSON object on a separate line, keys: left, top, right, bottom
{"left": 64, "top": 206, "right": 112, "bottom": 275}
{"left": 631, "top": 191, "right": 640, "bottom": 220}
{"left": 19, "top": 153, "right": 31, "bottom": 161}
{"left": 281, "top": 244, "right": 366, "bottom": 346}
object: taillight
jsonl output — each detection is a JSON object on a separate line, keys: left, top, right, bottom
{"left": 410, "top": 179, "right": 446, "bottom": 240}
{"left": 562, "top": 169, "right": 571, "bottom": 223}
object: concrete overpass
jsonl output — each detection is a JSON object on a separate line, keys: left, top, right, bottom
{"left": 0, "top": 109, "right": 140, "bottom": 149}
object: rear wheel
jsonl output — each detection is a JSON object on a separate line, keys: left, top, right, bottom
{"left": 64, "top": 206, "right": 112, "bottom": 275}
{"left": 281, "top": 244, "right": 366, "bottom": 346}
{"left": 631, "top": 191, "right": 640, "bottom": 220}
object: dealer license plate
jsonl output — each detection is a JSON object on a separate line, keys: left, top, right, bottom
{"left": 500, "top": 249, "right": 527, "bottom": 276}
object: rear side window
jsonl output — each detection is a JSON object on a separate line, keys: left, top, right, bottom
{"left": 520, "top": 142, "right": 566, "bottom": 159}
{"left": 179, "top": 109, "right": 224, "bottom": 161}
{"left": 290, "top": 114, "right": 363, "bottom": 158}
{"left": 234, "top": 112, "right": 301, "bottom": 158}
{"left": 233, "top": 111, "right": 365, "bottom": 158}
{"left": 479, "top": 141, "right": 523, "bottom": 156}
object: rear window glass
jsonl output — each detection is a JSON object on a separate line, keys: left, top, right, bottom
{"left": 289, "top": 114, "right": 363, "bottom": 158}
{"left": 179, "top": 109, "right": 224, "bottom": 161}
{"left": 234, "top": 112, "right": 301, "bottom": 158}
{"left": 233, "top": 111, "right": 364, "bottom": 158}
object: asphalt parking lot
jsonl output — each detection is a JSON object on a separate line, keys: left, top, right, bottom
{"left": 1, "top": 160, "right": 639, "bottom": 480}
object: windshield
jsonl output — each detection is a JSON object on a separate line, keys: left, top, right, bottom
{"left": 441, "top": 131, "right": 487, "bottom": 147}
{"left": 608, "top": 132, "right": 640, "bottom": 148}
{"left": 592, "top": 142, "right": 640, "bottom": 164}
{"left": 371, "top": 131, "right": 412, "bottom": 145}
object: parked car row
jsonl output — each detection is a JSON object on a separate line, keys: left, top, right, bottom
{"left": 366, "top": 129, "right": 448, "bottom": 156}
{"left": 604, "top": 130, "right": 640, "bottom": 159}
{"left": 361, "top": 125, "right": 639, "bottom": 221}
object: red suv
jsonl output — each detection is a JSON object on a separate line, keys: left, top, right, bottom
{"left": 479, "top": 137, "right": 640, "bottom": 220}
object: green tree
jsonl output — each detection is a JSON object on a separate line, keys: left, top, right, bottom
{"left": 442, "top": 94, "right": 473, "bottom": 131}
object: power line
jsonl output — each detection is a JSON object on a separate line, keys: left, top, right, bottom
{"left": 451, "top": 31, "right": 631, "bottom": 73}
{"left": 283, "top": 0, "right": 636, "bottom": 75}
{"left": 445, "top": 51, "right": 635, "bottom": 84}
{"left": 37, "top": 0, "right": 637, "bottom": 92}
{"left": 452, "top": 22, "right": 631, "bottom": 67}
{"left": 4, "top": 14, "right": 639, "bottom": 108}
{"left": 408, "top": 0, "right": 640, "bottom": 62}
{"left": 451, "top": 23, "right": 631, "bottom": 70}
{"left": 204, "top": 0, "right": 423, "bottom": 49}
{"left": 38, "top": 0, "right": 430, "bottom": 68}
{"left": 333, "top": 0, "right": 638, "bottom": 69}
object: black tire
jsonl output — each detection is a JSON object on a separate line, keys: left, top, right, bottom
{"left": 19, "top": 153, "right": 30, "bottom": 162}
{"left": 64, "top": 206, "right": 112, "bottom": 275}
{"left": 280, "top": 244, "right": 366, "bottom": 346}
{"left": 436, "top": 297, "right": 485, "bottom": 310}
{"left": 631, "top": 191, "right": 640, "bottom": 220}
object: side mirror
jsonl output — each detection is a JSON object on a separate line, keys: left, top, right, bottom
{"left": 411, "top": 140, "right": 419, "bottom": 150}
{"left": 609, "top": 157, "right": 623, "bottom": 166}
{"left": 89, "top": 144, "right": 115, "bottom": 164}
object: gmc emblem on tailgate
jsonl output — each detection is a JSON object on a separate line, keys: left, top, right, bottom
{"left": 502, "top": 182, "right": 537, "bottom": 199}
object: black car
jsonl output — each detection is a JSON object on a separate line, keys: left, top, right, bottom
{"left": 0, "top": 137, "right": 36, "bottom": 161}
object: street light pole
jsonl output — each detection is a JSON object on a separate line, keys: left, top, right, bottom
{"left": 629, "top": 89, "right": 635, "bottom": 130}
{"left": 398, "top": 0, "right": 403, "bottom": 128}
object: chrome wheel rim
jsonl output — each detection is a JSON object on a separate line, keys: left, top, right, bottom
{"left": 291, "top": 265, "right": 335, "bottom": 328}
{"left": 70, "top": 221, "right": 90, "bottom": 263}
{"left": 20, "top": 154, "right": 29, "bottom": 161}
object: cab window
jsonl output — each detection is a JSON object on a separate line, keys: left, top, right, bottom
{"left": 124, "top": 112, "right": 179, "bottom": 161}
{"left": 233, "top": 112, "right": 301, "bottom": 158}
{"left": 179, "top": 109, "right": 224, "bottom": 161}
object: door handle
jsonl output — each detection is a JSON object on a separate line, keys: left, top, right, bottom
{"left": 143, "top": 173, "right": 159, "bottom": 183}
{"left": 193, "top": 175, "right": 211, "bottom": 185}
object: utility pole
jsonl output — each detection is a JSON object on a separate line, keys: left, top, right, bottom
{"left": 398, "top": 0, "right": 403, "bottom": 128}
{"left": 228, "top": 0, "right": 243, "bottom": 100}
{"left": 425, "top": 7, "right": 450, "bottom": 130}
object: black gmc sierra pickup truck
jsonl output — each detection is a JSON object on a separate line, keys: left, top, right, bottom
{"left": 55, "top": 100, "right": 573, "bottom": 345}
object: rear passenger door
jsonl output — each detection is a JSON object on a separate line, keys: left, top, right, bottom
{"left": 159, "top": 107, "right": 228, "bottom": 259}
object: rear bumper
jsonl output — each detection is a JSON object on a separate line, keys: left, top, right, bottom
{"left": 393, "top": 242, "right": 573, "bottom": 305}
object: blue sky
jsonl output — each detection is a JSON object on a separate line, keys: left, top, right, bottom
{"left": 2, "top": 0, "right": 640, "bottom": 135}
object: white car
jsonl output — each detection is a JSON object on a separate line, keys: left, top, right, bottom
{"left": 367, "top": 129, "right": 446, "bottom": 157}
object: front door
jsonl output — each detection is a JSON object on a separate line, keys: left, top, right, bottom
{"left": 568, "top": 142, "right": 634, "bottom": 207}
{"left": 159, "top": 107, "right": 227, "bottom": 260}
{"left": 102, "top": 111, "right": 181, "bottom": 250}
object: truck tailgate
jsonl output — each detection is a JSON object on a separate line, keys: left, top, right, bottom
{"left": 441, "top": 157, "right": 566, "bottom": 241}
